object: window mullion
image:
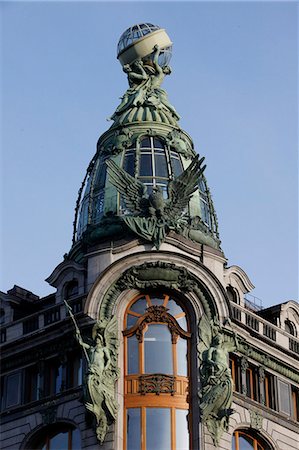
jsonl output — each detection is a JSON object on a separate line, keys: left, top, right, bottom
{"left": 140, "top": 340, "right": 144, "bottom": 374}
{"left": 141, "top": 407, "right": 146, "bottom": 450}
{"left": 171, "top": 408, "right": 176, "bottom": 450}
{"left": 151, "top": 140, "right": 156, "bottom": 183}
{"left": 173, "top": 342, "right": 177, "bottom": 376}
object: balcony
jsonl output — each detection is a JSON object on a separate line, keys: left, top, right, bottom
{"left": 0, "top": 296, "right": 84, "bottom": 344}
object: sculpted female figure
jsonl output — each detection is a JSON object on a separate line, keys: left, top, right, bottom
{"left": 75, "top": 317, "right": 119, "bottom": 444}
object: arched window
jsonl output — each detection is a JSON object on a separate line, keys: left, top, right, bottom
{"left": 27, "top": 424, "right": 81, "bottom": 450}
{"left": 123, "top": 293, "right": 191, "bottom": 450}
{"left": 227, "top": 286, "right": 239, "bottom": 304}
{"left": 285, "top": 319, "right": 296, "bottom": 337}
{"left": 232, "top": 430, "right": 271, "bottom": 450}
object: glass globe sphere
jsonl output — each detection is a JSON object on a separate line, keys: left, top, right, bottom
{"left": 117, "top": 23, "right": 172, "bottom": 68}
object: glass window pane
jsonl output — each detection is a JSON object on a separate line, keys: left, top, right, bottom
{"left": 176, "top": 409, "right": 189, "bottom": 450}
{"left": 144, "top": 325, "right": 172, "bottom": 374}
{"left": 153, "top": 137, "right": 164, "bottom": 148}
{"left": 123, "top": 153, "right": 135, "bottom": 176}
{"left": 72, "top": 428, "right": 81, "bottom": 450}
{"left": 127, "top": 408, "right": 141, "bottom": 450}
{"left": 150, "top": 296, "right": 165, "bottom": 306}
{"left": 238, "top": 434, "right": 254, "bottom": 450}
{"left": 140, "top": 137, "right": 151, "bottom": 148}
{"left": 177, "top": 338, "right": 188, "bottom": 376}
{"left": 6, "top": 372, "right": 21, "bottom": 407}
{"left": 167, "top": 299, "right": 184, "bottom": 317}
{"left": 155, "top": 154, "right": 168, "bottom": 177}
{"left": 171, "top": 157, "right": 183, "bottom": 177}
{"left": 49, "top": 431, "right": 69, "bottom": 450}
{"left": 130, "top": 297, "right": 147, "bottom": 315}
{"left": 278, "top": 380, "right": 291, "bottom": 414}
{"left": 127, "top": 335, "right": 139, "bottom": 374}
{"left": 127, "top": 313, "right": 139, "bottom": 328}
{"left": 176, "top": 315, "right": 187, "bottom": 330}
{"left": 55, "top": 365, "right": 63, "bottom": 394}
{"left": 232, "top": 434, "right": 237, "bottom": 450}
{"left": 146, "top": 408, "right": 171, "bottom": 450}
{"left": 139, "top": 154, "right": 153, "bottom": 176}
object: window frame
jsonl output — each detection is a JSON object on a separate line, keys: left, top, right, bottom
{"left": 123, "top": 292, "right": 192, "bottom": 450}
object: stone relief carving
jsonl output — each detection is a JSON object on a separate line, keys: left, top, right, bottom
{"left": 106, "top": 154, "right": 206, "bottom": 249}
{"left": 250, "top": 410, "right": 263, "bottom": 430}
{"left": 166, "top": 129, "right": 194, "bottom": 159}
{"left": 198, "top": 314, "right": 238, "bottom": 446}
{"left": 65, "top": 300, "right": 119, "bottom": 444}
{"left": 99, "top": 261, "right": 214, "bottom": 323}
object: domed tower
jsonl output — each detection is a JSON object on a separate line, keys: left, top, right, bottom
{"left": 71, "top": 23, "right": 220, "bottom": 257}
{"left": 47, "top": 24, "right": 243, "bottom": 450}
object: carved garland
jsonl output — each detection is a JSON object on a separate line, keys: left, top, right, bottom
{"left": 99, "top": 261, "right": 217, "bottom": 322}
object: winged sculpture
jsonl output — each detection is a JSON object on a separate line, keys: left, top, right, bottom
{"left": 75, "top": 316, "right": 120, "bottom": 444}
{"left": 198, "top": 315, "right": 238, "bottom": 446}
{"left": 106, "top": 154, "right": 206, "bottom": 248}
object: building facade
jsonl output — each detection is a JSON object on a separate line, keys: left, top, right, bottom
{"left": 1, "top": 24, "right": 299, "bottom": 450}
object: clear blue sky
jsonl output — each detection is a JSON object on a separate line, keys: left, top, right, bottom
{"left": 1, "top": 1, "right": 298, "bottom": 308}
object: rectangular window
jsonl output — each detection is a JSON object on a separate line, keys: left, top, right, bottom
{"left": 292, "top": 387, "right": 299, "bottom": 421}
{"left": 4, "top": 372, "right": 21, "bottom": 408}
{"left": 278, "top": 379, "right": 291, "bottom": 415}
{"left": 139, "top": 154, "right": 153, "bottom": 177}
{"left": 229, "top": 354, "right": 241, "bottom": 393}
{"left": 45, "top": 359, "right": 63, "bottom": 396}
{"left": 146, "top": 408, "right": 171, "bottom": 450}
{"left": 264, "top": 373, "right": 277, "bottom": 410}
{"left": 127, "top": 408, "right": 141, "bottom": 450}
{"left": 246, "top": 365, "right": 260, "bottom": 401}
{"left": 24, "top": 365, "right": 40, "bottom": 403}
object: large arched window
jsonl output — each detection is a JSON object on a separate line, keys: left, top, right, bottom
{"left": 26, "top": 424, "right": 81, "bottom": 450}
{"left": 232, "top": 430, "right": 271, "bottom": 450}
{"left": 123, "top": 293, "right": 191, "bottom": 450}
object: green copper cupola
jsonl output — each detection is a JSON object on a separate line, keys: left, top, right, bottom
{"left": 73, "top": 24, "right": 220, "bottom": 250}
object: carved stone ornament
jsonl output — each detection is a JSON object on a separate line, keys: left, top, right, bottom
{"left": 41, "top": 401, "right": 57, "bottom": 425}
{"left": 139, "top": 374, "right": 176, "bottom": 395}
{"left": 198, "top": 314, "right": 239, "bottom": 446}
{"left": 72, "top": 313, "right": 120, "bottom": 445}
{"left": 166, "top": 129, "right": 194, "bottom": 159}
{"left": 106, "top": 154, "right": 206, "bottom": 249}
{"left": 250, "top": 410, "right": 263, "bottom": 430}
{"left": 99, "top": 261, "right": 215, "bottom": 323}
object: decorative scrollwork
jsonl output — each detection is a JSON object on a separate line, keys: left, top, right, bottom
{"left": 139, "top": 374, "right": 176, "bottom": 395}
{"left": 123, "top": 304, "right": 190, "bottom": 344}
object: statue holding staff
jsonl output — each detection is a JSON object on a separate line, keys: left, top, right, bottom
{"left": 64, "top": 300, "right": 119, "bottom": 444}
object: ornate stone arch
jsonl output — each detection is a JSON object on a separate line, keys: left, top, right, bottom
{"left": 84, "top": 250, "right": 231, "bottom": 323}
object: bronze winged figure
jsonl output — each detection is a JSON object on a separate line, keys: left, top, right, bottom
{"left": 106, "top": 154, "right": 206, "bottom": 247}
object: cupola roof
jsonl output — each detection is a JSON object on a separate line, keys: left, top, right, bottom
{"left": 71, "top": 25, "right": 221, "bottom": 254}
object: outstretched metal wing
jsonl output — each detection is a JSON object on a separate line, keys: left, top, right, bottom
{"left": 106, "top": 159, "right": 148, "bottom": 215}
{"left": 165, "top": 155, "right": 206, "bottom": 220}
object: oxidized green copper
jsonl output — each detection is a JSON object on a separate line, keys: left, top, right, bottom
{"left": 75, "top": 317, "right": 120, "bottom": 444}
{"left": 106, "top": 155, "right": 206, "bottom": 248}
{"left": 198, "top": 315, "right": 238, "bottom": 446}
{"left": 72, "top": 38, "right": 221, "bottom": 251}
